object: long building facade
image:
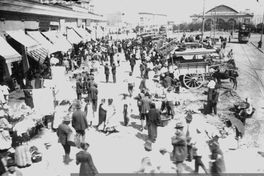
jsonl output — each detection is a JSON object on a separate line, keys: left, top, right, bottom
{"left": 0, "top": 0, "right": 105, "bottom": 86}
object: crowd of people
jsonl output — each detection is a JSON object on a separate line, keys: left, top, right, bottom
{"left": 0, "top": 32, "right": 255, "bottom": 176}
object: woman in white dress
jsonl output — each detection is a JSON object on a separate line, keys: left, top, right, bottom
{"left": 104, "top": 99, "right": 119, "bottom": 135}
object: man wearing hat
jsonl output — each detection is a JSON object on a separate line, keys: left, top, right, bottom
{"left": 72, "top": 102, "right": 88, "bottom": 143}
{"left": 165, "top": 87, "right": 176, "bottom": 119}
{"left": 104, "top": 63, "right": 110, "bottom": 83}
{"left": 171, "top": 122, "right": 187, "bottom": 174}
{"left": 111, "top": 63, "right": 117, "bottom": 83}
{"left": 57, "top": 116, "right": 73, "bottom": 164}
{"left": 185, "top": 112, "right": 194, "bottom": 162}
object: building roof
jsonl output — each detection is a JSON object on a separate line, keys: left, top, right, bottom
{"left": 190, "top": 4, "right": 254, "bottom": 18}
{"left": 206, "top": 5, "right": 239, "bottom": 14}
{"left": 139, "top": 12, "right": 167, "bottom": 16}
{"left": 0, "top": 0, "right": 104, "bottom": 21}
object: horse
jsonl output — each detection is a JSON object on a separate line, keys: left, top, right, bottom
{"left": 212, "top": 69, "right": 238, "bottom": 88}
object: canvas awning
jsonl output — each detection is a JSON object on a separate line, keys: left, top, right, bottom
{"left": 27, "top": 31, "right": 57, "bottom": 54}
{"left": 6, "top": 30, "right": 48, "bottom": 64}
{"left": 42, "top": 31, "right": 72, "bottom": 53}
{"left": 66, "top": 28, "right": 83, "bottom": 44}
{"left": 73, "top": 27, "right": 91, "bottom": 42}
{"left": 0, "top": 36, "right": 22, "bottom": 63}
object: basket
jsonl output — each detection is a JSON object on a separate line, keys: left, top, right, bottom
{"left": 159, "top": 114, "right": 171, "bottom": 127}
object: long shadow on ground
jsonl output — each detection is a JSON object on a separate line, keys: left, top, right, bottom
{"left": 135, "top": 132, "right": 148, "bottom": 142}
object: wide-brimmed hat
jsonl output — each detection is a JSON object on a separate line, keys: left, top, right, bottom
{"left": 175, "top": 122, "right": 184, "bottom": 129}
{"left": 75, "top": 102, "right": 82, "bottom": 109}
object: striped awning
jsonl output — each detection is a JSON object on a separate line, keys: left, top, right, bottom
{"left": 73, "top": 27, "right": 91, "bottom": 42}
{"left": 27, "top": 31, "right": 57, "bottom": 54}
{"left": 66, "top": 28, "right": 83, "bottom": 44}
{"left": 42, "top": 31, "right": 72, "bottom": 53}
{"left": 6, "top": 30, "right": 48, "bottom": 64}
{"left": 0, "top": 36, "right": 22, "bottom": 63}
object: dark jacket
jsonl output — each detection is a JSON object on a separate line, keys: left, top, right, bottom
{"left": 147, "top": 108, "right": 160, "bottom": 126}
{"left": 111, "top": 65, "right": 116, "bottom": 74}
{"left": 212, "top": 91, "right": 219, "bottom": 104}
{"left": 76, "top": 151, "right": 98, "bottom": 176}
{"left": 130, "top": 57, "right": 136, "bottom": 66}
{"left": 57, "top": 123, "right": 72, "bottom": 145}
{"left": 171, "top": 134, "right": 188, "bottom": 162}
{"left": 72, "top": 110, "right": 88, "bottom": 131}
{"left": 76, "top": 81, "right": 83, "bottom": 94}
{"left": 140, "top": 97, "right": 151, "bottom": 114}
{"left": 88, "top": 86, "right": 98, "bottom": 101}
{"left": 104, "top": 65, "right": 110, "bottom": 75}
{"left": 164, "top": 76, "right": 172, "bottom": 88}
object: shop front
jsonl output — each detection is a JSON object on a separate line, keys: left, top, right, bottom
{"left": 0, "top": 36, "right": 22, "bottom": 89}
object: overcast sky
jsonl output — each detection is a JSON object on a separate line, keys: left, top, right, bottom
{"left": 93, "top": 0, "right": 264, "bottom": 24}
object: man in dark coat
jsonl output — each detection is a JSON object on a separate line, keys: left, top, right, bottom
{"left": 57, "top": 116, "right": 73, "bottom": 164}
{"left": 207, "top": 89, "right": 219, "bottom": 115}
{"left": 76, "top": 78, "right": 83, "bottom": 100}
{"left": 88, "top": 84, "right": 98, "bottom": 114}
{"left": 108, "top": 45, "right": 114, "bottom": 66}
{"left": 129, "top": 54, "right": 136, "bottom": 73}
{"left": 111, "top": 63, "right": 117, "bottom": 83}
{"left": 72, "top": 102, "right": 88, "bottom": 143}
{"left": 171, "top": 122, "right": 187, "bottom": 174}
{"left": 104, "top": 63, "right": 110, "bottom": 83}
{"left": 147, "top": 103, "right": 160, "bottom": 143}
{"left": 76, "top": 143, "right": 98, "bottom": 176}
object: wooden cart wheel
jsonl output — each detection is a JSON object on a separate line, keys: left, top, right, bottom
{"left": 183, "top": 74, "right": 204, "bottom": 89}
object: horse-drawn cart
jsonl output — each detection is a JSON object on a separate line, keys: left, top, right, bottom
{"left": 169, "top": 48, "right": 219, "bottom": 89}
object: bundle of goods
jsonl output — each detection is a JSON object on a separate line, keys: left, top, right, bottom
{"left": 158, "top": 112, "right": 171, "bottom": 127}
{"left": 8, "top": 103, "right": 33, "bottom": 124}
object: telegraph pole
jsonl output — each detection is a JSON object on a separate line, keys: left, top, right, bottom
{"left": 201, "top": 0, "right": 205, "bottom": 43}
{"left": 260, "top": 8, "right": 264, "bottom": 47}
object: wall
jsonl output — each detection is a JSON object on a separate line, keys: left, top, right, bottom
{"left": 0, "top": 20, "right": 39, "bottom": 33}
